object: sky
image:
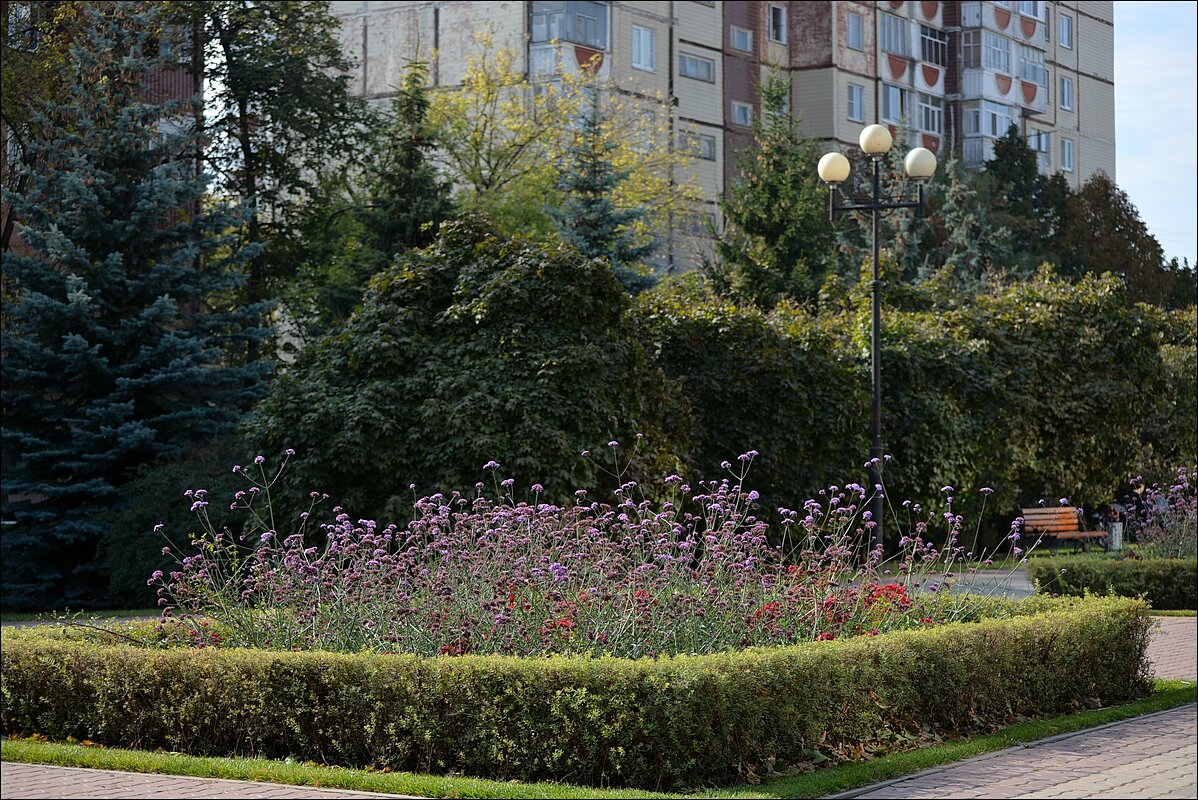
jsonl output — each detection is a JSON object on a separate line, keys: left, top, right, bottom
{"left": 1113, "top": 1, "right": 1197, "bottom": 266}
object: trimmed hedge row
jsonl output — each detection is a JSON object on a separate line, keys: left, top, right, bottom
{"left": 1029, "top": 557, "right": 1198, "bottom": 610}
{"left": 1, "top": 597, "right": 1152, "bottom": 791}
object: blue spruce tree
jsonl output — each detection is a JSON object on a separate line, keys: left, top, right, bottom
{"left": 550, "top": 91, "right": 658, "bottom": 294}
{"left": 0, "top": 2, "right": 270, "bottom": 609}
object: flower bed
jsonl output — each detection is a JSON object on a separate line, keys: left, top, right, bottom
{"left": 0, "top": 596, "right": 1152, "bottom": 791}
{"left": 147, "top": 452, "right": 1030, "bottom": 657}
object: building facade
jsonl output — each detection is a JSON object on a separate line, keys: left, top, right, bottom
{"left": 328, "top": 0, "right": 1115, "bottom": 269}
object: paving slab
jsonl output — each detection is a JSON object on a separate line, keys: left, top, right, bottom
{"left": 833, "top": 704, "right": 1197, "bottom": 799}
{"left": 0, "top": 762, "right": 411, "bottom": 799}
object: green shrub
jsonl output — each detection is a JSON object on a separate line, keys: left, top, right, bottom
{"left": 1029, "top": 556, "right": 1198, "bottom": 610}
{"left": 1, "top": 597, "right": 1151, "bottom": 790}
{"left": 248, "top": 216, "right": 684, "bottom": 519}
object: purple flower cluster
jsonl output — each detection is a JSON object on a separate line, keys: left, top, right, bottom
{"left": 1127, "top": 466, "right": 1197, "bottom": 559}
{"left": 151, "top": 452, "right": 1031, "bottom": 658}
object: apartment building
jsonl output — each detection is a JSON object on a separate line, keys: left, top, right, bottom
{"left": 328, "top": 1, "right": 1115, "bottom": 269}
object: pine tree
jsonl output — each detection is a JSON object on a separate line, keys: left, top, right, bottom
{"left": 983, "top": 125, "right": 1071, "bottom": 274}
{"left": 0, "top": 1, "right": 270, "bottom": 609}
{"left": 924, "top": 156, "right": 1015, "bottom": 285}
{"left": 711, "top": 71, "right": 835, "bottom": 307}
{"left": 550, "top": 90, "right": 658, "bottom": 294}
{"left": 361, "top": 62, "right": 455, "bottom": 258}
{"left": 282, "top": 62, "right": 455, "bottom": 340}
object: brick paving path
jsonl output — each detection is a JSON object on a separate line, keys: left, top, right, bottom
{"left": 0, "top": 763, "right": 409, "bottom": 799}
{"left": 836, "top": 615, "right": 1198, "bottom": 799}
{"left": 2, "top": 608, "right": 1194, "bottom": 799}
{"left": 1148, "top": 616, "right": 1197, "bottom": 681}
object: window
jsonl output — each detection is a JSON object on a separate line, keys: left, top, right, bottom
{"left": 994, "top": 0, "right": 1012, "bottom": 7}
{"left": 632, "top": 25, "right": 656, "bottom": 72}
{"left": 964, "top": 104, "right": 980, "bottom": 135}
{"left": 847, "top": 83, "right": 865, "bottom": 122}
{"left": 983, "top": 32, "right": 1011, "bottom": 73}
{"left": 962, "top": 30, "right": 981, "bottom": 68}
{"left": 881, "top": 84, "right": 907, "bottom": 123}
{"left": 918, "top": 93, "right": 943, "bottom": 134}
{"left": 731, "top": 101, "right": 753, "bottom": 127}
{"left": 1061, "top": 138, "right": 1074, "bottom": 171}
{"left": 880, "top": 13, "right": 909, "bottom": 56}
{"left": 1028, "top": 129, "right": 1050, "bottom": 153}
{"left": 1059, "top": 75, "right": 1073, "bottom": 109}
{"left": 730, "top": 25, "right": 752, "bottom": 53}
{"left": 982, "top": 100, "right": 1011, "bottom": 137}
{"left": 769, "top": 6, "right": 787, "bottom": 43}
{"left": 1059, "top": 15, "right": 1073, "bottom": 48}
{"left": 1019, "top": 45, "right": 1046, "bottom": 86}
{"left": 846, "top": 12, "right": 864, "bottom": 50}
{"left": 679, "top": 53, "right": 715, "bottom": 82}
{"left": 530, "top": 1, "right": 608, "bottom": 49}
{"left": 1018, "top": 1, "right": 1038, "bottom": 17}
{"left": 681, "top": 132, "right": 717, "bottom": 160}
{"left": 920, "top": 25, "right": 947, "bottom": 67}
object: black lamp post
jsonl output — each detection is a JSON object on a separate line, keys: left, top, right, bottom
{"left": 817, "top": 124, "right": 937, "bottom": 557}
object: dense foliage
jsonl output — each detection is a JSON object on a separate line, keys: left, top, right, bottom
{"left": 248, "top": 217, "right": 679, "bottom": 519}
{"left": 635, "top": 269, "right": 1190, "bottom": 541}
{"left": 0, "top": 2, "right": 269, "bottom": 609}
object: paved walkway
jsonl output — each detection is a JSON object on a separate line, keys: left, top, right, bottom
{"left": 2, "top": 615, "right": 1194, "bottom": 799}
{"left": 836, "top": 615, "right": 1198, "bottom": 799}
{"left": 0, "top": 763, "right": 407, "bottom": 799}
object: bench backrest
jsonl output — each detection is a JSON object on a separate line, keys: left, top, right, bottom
{"left": 1021, "top": 507, "right": 1083, "bottom": 534}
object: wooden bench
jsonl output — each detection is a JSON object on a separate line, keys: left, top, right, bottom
{"left": 1021, "top": 507, "right": 1108, "bottom": 552}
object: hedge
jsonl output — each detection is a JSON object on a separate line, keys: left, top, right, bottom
{"left": 1029, "top": 557, "right": 1198, "bottom": 610}
{"left": 0, "top": 597, "right": 1152, "bottom": 791}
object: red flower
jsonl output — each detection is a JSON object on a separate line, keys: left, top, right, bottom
{"left": 634, "top": 589, "right": 658, "bottom": 606}
{"left": 864, "top": 582, "right": 910, "bottom": 609}
{"left": 817, "top": 631, "right": 836, "bottom": 641}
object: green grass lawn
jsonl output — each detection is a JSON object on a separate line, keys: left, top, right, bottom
{"left": 3, "top": 680, "right": 1193, "bottom": 799}
{"left": 0, "top": 608, "right": 158, "bottom": 624}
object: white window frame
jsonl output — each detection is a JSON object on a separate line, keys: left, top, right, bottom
{"left": 1059, "top": 15, "right": 1073, "bottom": 49}
{"left": 1059, "top": 75, "right": 1073, "bottom": 110}
{"left": 918, "top": 93, "right": 943, "bottom": 134}
{"left": 1061, "top": 137, "right": 1074, "bottom": 171}
{"left": 881, "top": 84, "right": 907, "bottom": 124}
{"left": 1019, "top": 44, "right": 1046, "bottom": 86}
{"left": 920, "top": 25, "right": 948, "bottom": 67}
{"left": 731, "top": 101, "right": 753, "bottom": 127}
{"left": 1028, "top": 129, "right": 1050, "bottom": 153}
{"left": 983, "top": 32, "right": 1011, "bottom": 74}
{"left": 679, "top": 52, "right": 715, "bottom": 82}
{"left": 982, "top": 100, "right": 1012, "bottom": 137}
{"left": 1018, "top": 1, "right": 1038, "bottom": 18}
{"left": 730, "top": 25, "right": 753, "bottom": 53}
{"left": 846, "top": 12, "right": 864, "bottom": 51}
{"left": 847, "top": 83, "right": 865, "bottom": 122}
{"left": 769, "top": 5, "right": 787, "bottom": 44}
{"left": 962, "top": 30, "right": 981, "bottom": 68}
{"left": 880, "top": 13, "right": 910, "bottom": 57}
{"left": 631, "top": 25, "right": 656, "bottom": 72}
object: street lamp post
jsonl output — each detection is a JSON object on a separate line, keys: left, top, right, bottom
{"left": 817, "top": 124, "right": 937, "bottom": 557}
